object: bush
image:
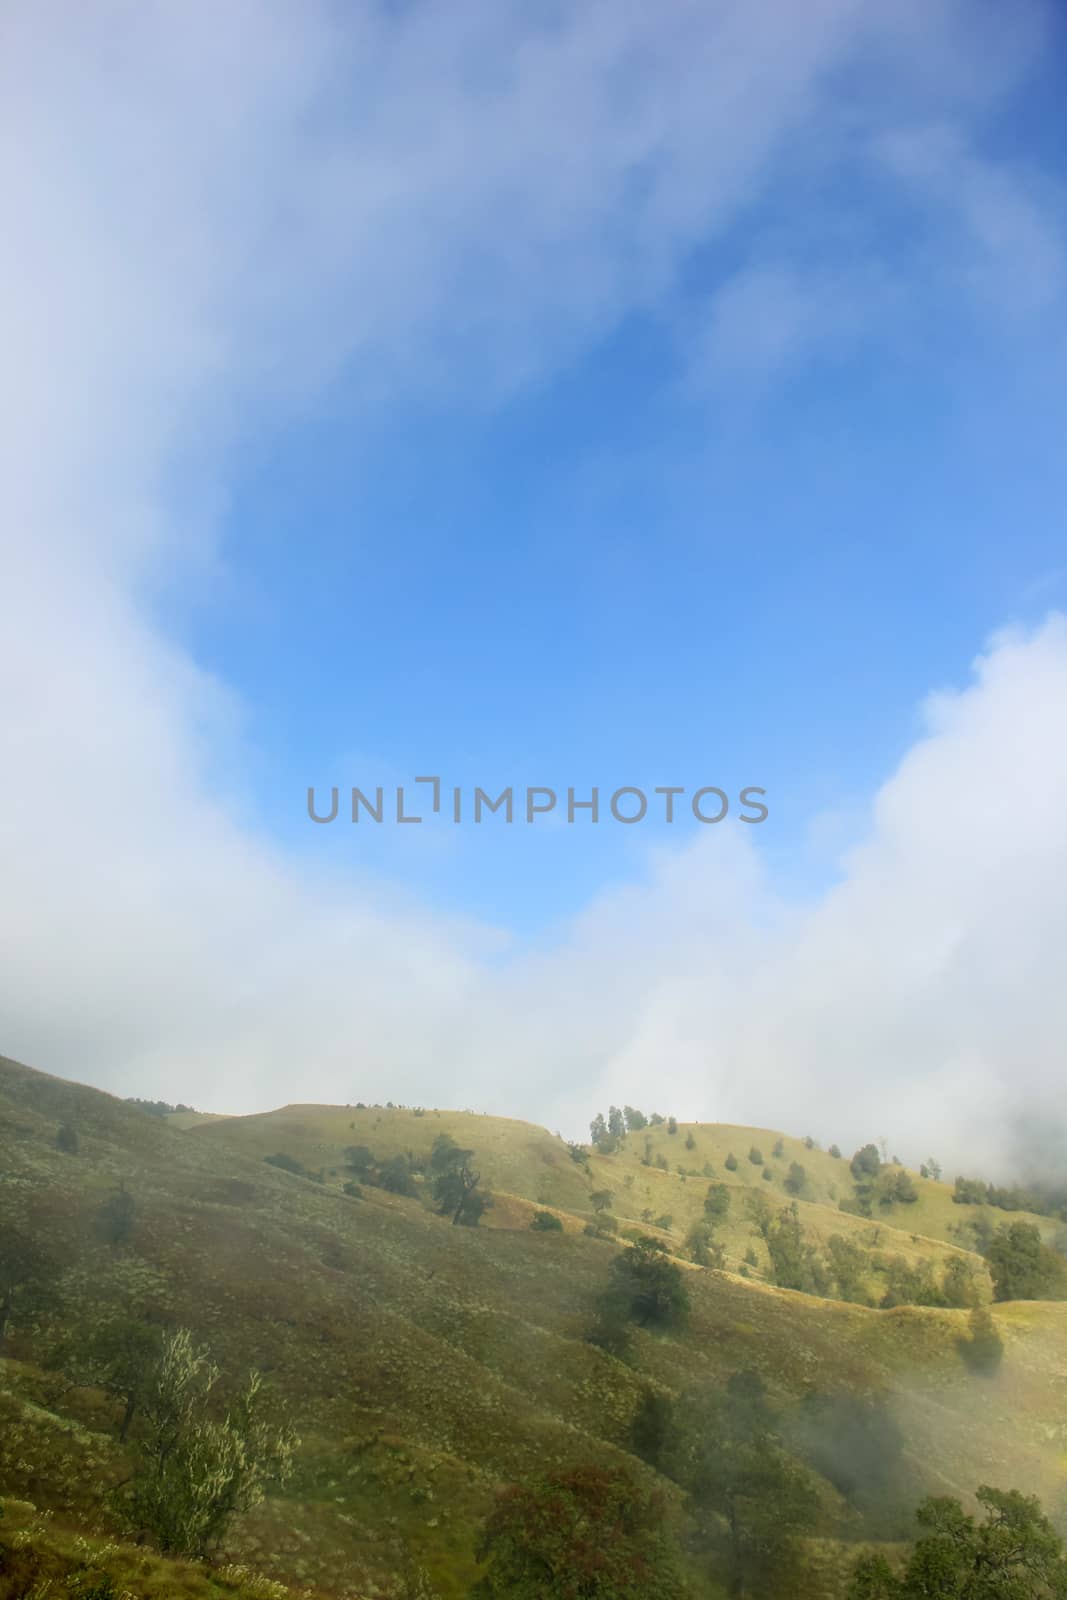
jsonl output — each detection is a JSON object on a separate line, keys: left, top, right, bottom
{"left": 530, "top": 1211, "right": 563, "bottom": 1232}
{"left": 957, "top": 1306, "right": 1004, "bottom": 1375}
{"left": 748, "top": 1146, "right": 764, "bottom": 1165}
{"left": 55, "top": 1123, "right": 79, "bottom": 1154}
{"left": 725, "top": 1152, "right": 739, "bottom": 1172}
{"left": 124, "top": 1329, "right": 296, "bottom": 1557}
{"left": 784, "top": 1162, "right": 806, "bottom": 1196}
{"left": 472, "top": 1464, "right": 688, "bottom": 1598}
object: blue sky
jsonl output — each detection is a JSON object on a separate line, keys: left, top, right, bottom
{"left": 4, "top": 0, "right": 1067, "bottom": 1166}
{"left": 171, "top": 14, "right": 1067, "bottom": 936}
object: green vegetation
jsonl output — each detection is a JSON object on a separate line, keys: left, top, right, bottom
{"left": 2, "top": 1054, "right": 1066, "bottom": 1600}
{"left": 471, "top": 1464, "right": 686, "bottom": 1598}
{"left": 124, "top": 1328, "right": 296, "bottom": 1557}
{"left": 849, "top": 1486, "right": 1067, "bottom": 1597}
{"left": 984, "top": 1221, "right": 1067, "bottom": 1301}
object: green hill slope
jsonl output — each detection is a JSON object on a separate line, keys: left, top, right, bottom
{"left": 2, "top": 1055, "right": 1065, "bottom": 1599}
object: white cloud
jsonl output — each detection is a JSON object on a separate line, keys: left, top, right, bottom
{"left": 2, "top": 2, "right": 1065, "bottom": 1181}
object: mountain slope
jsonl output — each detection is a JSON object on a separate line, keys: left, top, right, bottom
{"left": 2, "top": 1055, "right": 1065, "bottom": 1599}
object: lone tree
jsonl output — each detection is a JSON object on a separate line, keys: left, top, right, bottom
{"left": 96, "top": 1183, "right": 137, "bottom": 1248}
{"left": 848, "top": 1485, "right": 1067, "bottom": 1598}
{"left": 704, "top": 1183, "right": 731, "bottom": 1224}
{"left": 851, "top": 1145, "right": 882, "bottom": 1183}
{"left": 472, "top": 1463, "right": 688, "bottom": 1599}
{"left": 0, "top": 1226, "right": 59, "bottom": 1348}
{"left": 589, "top": 1237, "right": 690, "bottom": 1353}
{"left": 53, "top": 1314, "right": 164, "bottom": 1441}
{"left": 430, "top": 1133, "right": 489, "bottom": 1226}
{"left": 667, "top": 1372, "right": 819, "bottom": 1598}
{"left": 125, "top": 1327, "right": 296, "bottom": 1558}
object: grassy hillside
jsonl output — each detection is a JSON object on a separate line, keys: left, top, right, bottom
{"left": 2, "top": 1055, "right": 1065, "bottom": 1599}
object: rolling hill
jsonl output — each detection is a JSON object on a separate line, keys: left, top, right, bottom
{"left": 2, "top": 1053, "right": 1065, "bottom": 1599}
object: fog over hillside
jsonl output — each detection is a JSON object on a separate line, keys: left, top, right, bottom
{"left": 2, "top": 2, "right": 1066, "bottom": 1179}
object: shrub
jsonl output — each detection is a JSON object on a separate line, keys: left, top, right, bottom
{"left": 784, "top": 1162, "right": 806, "bottom": 1196}
{"left": 725, "top": 1152, "right": 739, "bottom": 1172}
{"left": 472, "top": 1464, "right": 688, "bottom": 1598}
{"left": 530, "top": 1211, "right": 563, "bottom": 1232}
{"left": 956, "top": 1306, "right": 1004, "bottom": 1375}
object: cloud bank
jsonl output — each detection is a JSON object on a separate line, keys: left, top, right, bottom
{"left": 2, "top": 0, "right": 1065, "bottom": 1177}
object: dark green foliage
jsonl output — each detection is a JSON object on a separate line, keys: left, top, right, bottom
{"left": 590, "top": 1189, "right": 614, "bottom": 1214}
{"left": 764, "top": 1204, "right": 830, "bottom": 1296}
{"left": 649, "top": 1112, "right": 665, "bottom": 1126}
{"left": 378, "top": 1153, "right": 419, "bottom": 1197}
{"left": 472, "top": 1463, "right": 688, "bottom": 1598}
{"left": 0, "top": 1224, "right": 59, "bottom": 1346}
{"left": 530, "top": 1210, "right": 563, "bottom": 1232}
{"left": 761, "top": 1167, "right": 772, "bottom": 1181}
{"left": 343, "top": 1144, "right": 376, "bottom": 1177}
{"left": 590, "top": 1113, "right": 608, "bottom": 1145}
{"left": 826, "top": 1234, "right": 871, "bottom": 1304}
{"left": 666, "top": 1372, "right": 820, "bottom": 1598}
{"left": 957, "top": 1306, "right": 1005, "bottom": 1375}
{"left": 53, "top": 1315, "right": 164, "bottom": 1441}
{"left": 984, "top": 1221, "right": 1067, "bottom": 1301}
{"left": 877, "top": 1170, "right": 919, "bottom": 1207}
{"left": 684, "top": 1131, "right": 696, "bottom": 1151}
{"left": 748, "top": 1146, "right": 763, "bottom": 1165}
{"left": 848, "top": 1485, "right": 1067, "bottom": 1598}
{"left": 630, "top": 1388, "right": 673, "bottom": 1470}
{"left": 123, "top": 1098, "right": 196, "bottom": 1118}
{"left": 685, "top": 1223, "right": 725, "bottom": 1269}
{"left": 623, "top": 1106, "right": 647, "bottom": 1132}
{"left": 829, "top": 1144, "right": 842, "bottom": 1159}
{"left": 263, "top": 1151, "right": 323, "bottom": 1182}
{"left": 953, "top": 1174, "right": 1067, "bottom": 1220}
{"left": 879, "top": 1256, "right": 946, "bottom": 1309}
{"left": 567, "top": 1142, "right": 590, "bottom": 1167}
{"left": 55, "top": 1123, "right": 79, "bottom": 1154}
{"left": 940, "top": 1255, "right": 978, "bottom": 1308}
{"left": 772, "top": 1138, "right": 785, "bottom": 1159}
{"left": 95, "top": 1183, "right": 137, "bottom": 1247}
{"left": 608, "top": 1107, "right": 626, "bottom": 1140}
{"left": 342, "top": 1180, "right": 363, "bottom": 1198}
{"left": 429, "top": 1135, "right": 488, "bottom": 1224}
{"left": 724, "top": 1152, "right": 739, "bottom": 1172}
{"left": 589, "top": 1238, "right": 689, "bottom": 1351}
{"left": 666, "top": 1117, "right": 678, "bottom": 1136}
{"left": 784, "top": 1162, "right": 806, "bottom": 1196}
{"left": 851, "top": 1145, "right": 882, "bottom": 1182}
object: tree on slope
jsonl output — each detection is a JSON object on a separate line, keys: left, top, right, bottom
{"left": 849, "top": 1485, "right": 1067, "bottom": 1598}
{"left": 125, "top": 1327, "right": 296, "bottom": 1557}
{"left": 666, "top": 1372, "right": 819, "bottom": 1598}
{"left": 429, "top": 1133, "right": 489, "bottom": 1226}
{"left": 472, "top": 1463, "right": 688, "bottom": 1598}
